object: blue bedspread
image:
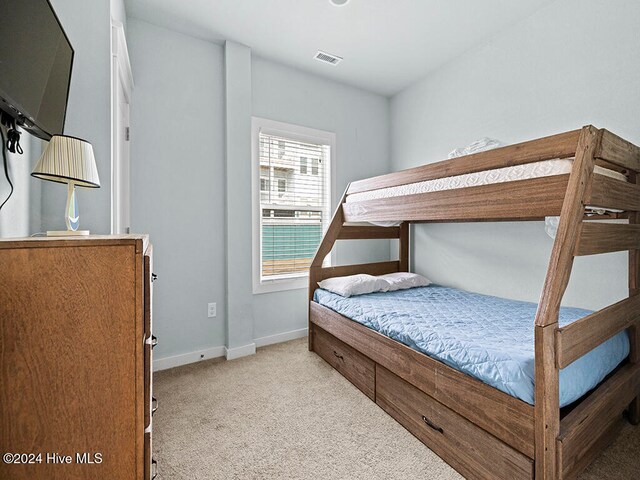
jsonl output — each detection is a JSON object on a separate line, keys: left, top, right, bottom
{"left": 314, "top": 285, "right": 629, "bottom": 407}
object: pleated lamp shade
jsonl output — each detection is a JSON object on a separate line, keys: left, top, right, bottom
{"left": 32, "top": 135, "right": 100, "bottom": 188}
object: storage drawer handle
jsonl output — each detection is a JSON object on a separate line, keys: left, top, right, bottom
{"left": 421, "top": 415, "right": 444, "bottom": 434}
{"left": 151, "top": 335, "right": 158, "bottom": 349}
{"left": 151, "top": 458, "right": 158, "bottom": 479}
{"left": 151, "top": 273, "right": 158, "bottom": 282}
{"left": 333, "top": 350, "right": 344, "bottom": 361}
{"left": 152, "top": 396, "right": 158, "bottom": 415}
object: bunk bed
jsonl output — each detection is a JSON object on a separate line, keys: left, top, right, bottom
{"left": 307, "top": 126, "right": 640, "bottom": 480}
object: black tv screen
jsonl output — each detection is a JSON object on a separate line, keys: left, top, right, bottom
{"left": 0, "top": 0, "right": 73, "bottom": 140}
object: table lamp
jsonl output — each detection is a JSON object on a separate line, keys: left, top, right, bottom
{"left": 31, "top": 135, "right": 100, "bottom": 236}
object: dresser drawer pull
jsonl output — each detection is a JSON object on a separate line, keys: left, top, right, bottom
{"left": 151, "top": 273, "right": 158, "bottom": 282}
{"left": 152, "top": 396, "right": 158, "bottom": 415}
{"left": 151, "top": 335, "right": 158, "bottom": 349}
{"left": 421, "top": 415, "right": 444, "bottom": 434}
{"left": 151, "top": 458, "right": 158, "bottom": 479}
{"left": 333, "top": 350, "right": 344, "bottom": 361}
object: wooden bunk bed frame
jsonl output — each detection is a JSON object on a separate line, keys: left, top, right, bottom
{"left": 307, "top": 125, "right": 640, "bottom": 480}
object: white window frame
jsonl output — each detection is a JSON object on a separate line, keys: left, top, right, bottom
{"left": 251, "top": 117, "right": 336, "bottom": 294}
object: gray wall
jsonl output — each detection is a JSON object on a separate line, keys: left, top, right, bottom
{"left": 127, "top": 19, "right": 227, "bottom": 360}
{"left": 0, "top": 133, "right": 41, "bottom": 237}
{"left": 126, "top": 19, "right": 391, "bottom": 360}
{"left": 224, "top": 41, "right": 254, "bottom": 351}
{"left": 41, "top": 0, "right": 113, "bottom": 234}
{"left": 390, "top": 0, "right": 640, "bottom": 310}
{"left": 251, "top": 57, "right": 391, "bottom": 340}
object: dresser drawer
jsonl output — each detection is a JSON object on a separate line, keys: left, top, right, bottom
{"left": 313, "top": 327, "right": 375, "bottom": 400}
{"left": 376, "top": 366, "right": 533, "bottom": 480}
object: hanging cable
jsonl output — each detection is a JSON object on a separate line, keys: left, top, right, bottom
{"left": 6, "top": 127, "right": 23, "bottom": 154}
{"left": 0, "top": 112, "right": 23, "bottom": 154}
{"left": 0, "top": 127, "right": 15, "bottom": 211}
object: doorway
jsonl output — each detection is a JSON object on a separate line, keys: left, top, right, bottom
{"left": 111, "top": 20, "right": 133, "bottom": 234}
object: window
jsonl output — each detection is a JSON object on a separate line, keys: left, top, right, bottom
{"left": 252, "top": 117, "right": 335, "bottom": 293}
{"left": 277, "top": 178, "right": 287, "bottom": 196}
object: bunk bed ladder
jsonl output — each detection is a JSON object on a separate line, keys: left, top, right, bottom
{"left": 533, "top": 125, "right": 600, "bottom": 480}
{"left": 535, "top": 126, "right": 640, "bottom": 479}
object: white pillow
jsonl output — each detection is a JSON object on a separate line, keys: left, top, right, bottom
{"left": 378, "top": 272, "right": 430, "bottom": 291}
{"left": 318, "top": 274, "right": 389, "bottom": 297}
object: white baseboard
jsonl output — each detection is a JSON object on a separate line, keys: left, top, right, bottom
{"left": 224, "top": 343, "right": 256, "bottom": 360}
{"left": 153, "top": 328, "right": 308, "bottom": 370}
{"left": 254, "top": 327, "right": 308, "bottom": 348}
{"left": 153, "top": 346, "right": 225, "bottom": 372}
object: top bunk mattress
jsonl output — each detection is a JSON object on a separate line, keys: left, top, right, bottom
{"left": 346, "top": 158, "right": 626, "bottom": 204}
{"left": 313, "top": 285, "right": 629, "bottom": 407}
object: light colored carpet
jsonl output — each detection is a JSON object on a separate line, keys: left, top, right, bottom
{"left": 153, "top": 338, "right": 640, "bottom": 479}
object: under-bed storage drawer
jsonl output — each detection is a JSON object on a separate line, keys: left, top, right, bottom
{"left": 376, "top": 366, "right": 533, "bottom": 480}
{"left": 313, "top": 327, "right": 375, "bottom": 400}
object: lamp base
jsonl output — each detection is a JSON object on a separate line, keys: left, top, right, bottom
{"left": 46, "top": 230, "right": 90, "bottom": 236}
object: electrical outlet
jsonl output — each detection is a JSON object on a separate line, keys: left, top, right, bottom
{"left": 207, "top": 302, "right": 217, "bottom": 318}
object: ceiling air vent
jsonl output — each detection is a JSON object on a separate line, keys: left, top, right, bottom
{"left": 314, "top": 50, "right": 342, "bottom": 66}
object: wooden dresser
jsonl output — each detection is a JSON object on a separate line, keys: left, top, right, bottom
{"left": 0, "top": 235, "right": 156, "bottom": 480}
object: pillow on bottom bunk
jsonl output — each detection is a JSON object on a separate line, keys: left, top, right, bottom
{"left": 317, "top": 272, "right": 431, "bottom": 297}
{"left": 317, "top": 274, "right": 389, "bottom": 297}
{"left": 378, "top": 272, "right": 431, "bottom": 291}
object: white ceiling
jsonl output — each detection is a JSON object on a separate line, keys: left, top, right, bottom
{"left": 125, "top": 0, "right": 555, "bottom": 96}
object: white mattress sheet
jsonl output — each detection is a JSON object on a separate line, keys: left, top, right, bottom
{"left": 346, "top": 158, "right": 626, "bottom": 204}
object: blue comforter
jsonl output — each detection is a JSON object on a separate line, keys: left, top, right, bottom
{"left": 314, "top": 285, "right": 629, "bottom": 407}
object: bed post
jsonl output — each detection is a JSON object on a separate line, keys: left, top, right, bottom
{"left": 399, "top": 222, "right": 410, "bottom": 272}
{"left": 629, "top": 172, "right": 640, "bottom": 424}
{"left": 309, "top": 188, "right": 349, "bottom": 351}
{"left": 533, "top": 125, "right": 599, "bottom": 479}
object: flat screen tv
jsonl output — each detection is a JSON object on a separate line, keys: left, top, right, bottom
{"left": 0, "top": 0, "right": 74, "bottom": 140}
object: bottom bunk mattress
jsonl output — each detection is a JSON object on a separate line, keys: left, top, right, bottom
{"left": 313, "top": 285, "right": 629, "bottom": 407}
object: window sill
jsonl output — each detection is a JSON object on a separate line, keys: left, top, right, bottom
{"left": 253, "top": 275, "right": 308, "bottom": 295}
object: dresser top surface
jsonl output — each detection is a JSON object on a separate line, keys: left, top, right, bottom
{"left": 0, "top": 234, "right": 150, "bottom": 253}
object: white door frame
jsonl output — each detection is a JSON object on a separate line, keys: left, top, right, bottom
{"left": 111, "top": 20, "right": 134, "bottom": 234}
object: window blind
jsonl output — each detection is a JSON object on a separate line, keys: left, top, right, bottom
{"left": 258, "top": 131, "right": 331, "bottom": 281}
